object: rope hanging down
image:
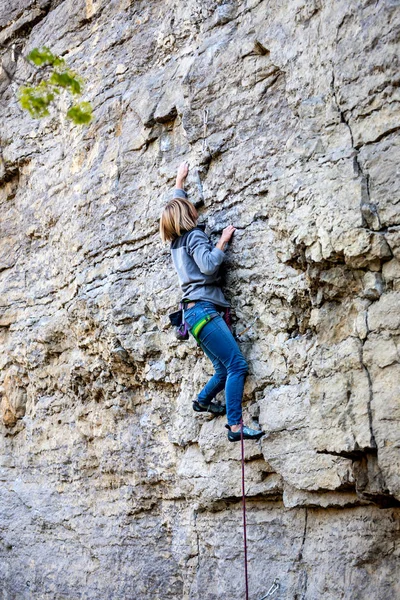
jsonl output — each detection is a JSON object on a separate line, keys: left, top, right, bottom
{"left": 240, "top": 418, "right": 250, "bottom": 600}
{"left": 240, "top": 420, "right": 280, "bottom": 600}
{"left": 192, "top": 106, "right": 279, "bottom": 600}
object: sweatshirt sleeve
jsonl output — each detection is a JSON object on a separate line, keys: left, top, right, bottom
{"left": 173, "top": 188, "right": 188, "bottom": 199}
{"left": 187, "top": 229, "right": 225, "bottom": 275}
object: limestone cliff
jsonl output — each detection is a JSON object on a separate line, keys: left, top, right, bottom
{"left": 0, "top": 0, "right": 399, "bottom": 598}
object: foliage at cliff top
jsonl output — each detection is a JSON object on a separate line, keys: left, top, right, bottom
{"left": 18, "top": 46, "right": 93, "bottom": 125}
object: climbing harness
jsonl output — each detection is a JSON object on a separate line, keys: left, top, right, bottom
{"left": 169, "top": 301, "right": 223, "bottom": 343}
{"left": 171, "top": 298, "right": 231, "bottom": 344}
{"left": 190, "top": 304, "right": 234, "bottom": 343}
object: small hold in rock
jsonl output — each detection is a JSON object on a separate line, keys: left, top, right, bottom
{"left": 254, "top": 41, "right": 269, "bottom": 56}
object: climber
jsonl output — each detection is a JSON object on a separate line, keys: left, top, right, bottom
{"left": 160, "top": 161, "right": 265, "bottom": 442}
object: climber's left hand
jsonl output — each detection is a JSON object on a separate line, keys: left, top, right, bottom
{"left": 176, "top": 161, "right": 189, "bottom": 187}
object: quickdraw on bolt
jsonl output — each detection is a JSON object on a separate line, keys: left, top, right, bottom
{"left": 236, "top": 315, "right": 260, "bottom": 338}
{"left": 259, "top": 578, "right": 280, "bottom": 599}
{"left": 202, "top": 108, "right": 209, "bottom": 153}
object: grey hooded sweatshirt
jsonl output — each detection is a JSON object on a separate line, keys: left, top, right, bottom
{"left": 170, "top": 224, "right": 230, "bottom": 307}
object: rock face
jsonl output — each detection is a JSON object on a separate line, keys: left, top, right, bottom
{"left": 0, "top": 0, "right": 400, "bottom": 598}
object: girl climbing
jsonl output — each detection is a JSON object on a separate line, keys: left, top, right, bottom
{"left": 160, "top": 161, "right": 264, "bottom": 442}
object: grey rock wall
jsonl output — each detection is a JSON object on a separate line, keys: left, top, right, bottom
{"left": 0, "top": 0, "right": 399, "bottom": 598}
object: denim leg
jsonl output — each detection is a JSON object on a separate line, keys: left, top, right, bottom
{"left": 197, "top": 344, "right": 227, "bottom": 405}
{"left": 197, "top": 315, "right": 248, "bottom": 425}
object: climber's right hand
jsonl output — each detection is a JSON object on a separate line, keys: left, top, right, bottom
{"left": 216, "top": 225, "right": 236, "bottom": 251}
{"left": 220, "top": 225, "right": 236, "bottom": 243}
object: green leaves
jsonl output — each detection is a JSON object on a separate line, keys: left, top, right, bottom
{"left": 66, "top": 102, "right": 93, "bottom": 124}
{"left": 26, "top": 47, "right": 65, "bottom": 68}
{"left": 18, "top": 82, "right": 56, "bottom": 118}
{"left": 17, "top": 46, "right": 93, "bottom": 125}
{"left": 49, "top": 71, "right": 82, "bottom": 95}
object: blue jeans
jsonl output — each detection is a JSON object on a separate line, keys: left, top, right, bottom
{"left": 184, "top": 301, "right": 248, "bottom": 425}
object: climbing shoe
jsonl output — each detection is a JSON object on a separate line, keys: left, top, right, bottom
{"left": 225, "top": 424, "right": 265, "bottom": 442}
{"left": 193, "top": 400, "right": 226, "bottom": 416}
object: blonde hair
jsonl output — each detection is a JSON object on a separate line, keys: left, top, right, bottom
{"left": 159, "top": 198, "right": 198, "bottom": 242}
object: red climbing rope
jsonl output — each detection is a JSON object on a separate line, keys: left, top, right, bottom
{"left": 240, "top": 418, "right": 249, "bottom": 600}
